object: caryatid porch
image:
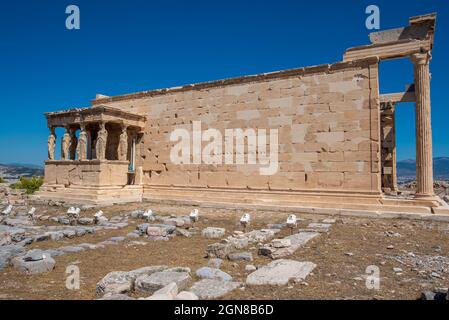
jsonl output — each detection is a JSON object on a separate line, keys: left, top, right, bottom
{"left": 37, "top": 105, "right": 146, "bottom": 204}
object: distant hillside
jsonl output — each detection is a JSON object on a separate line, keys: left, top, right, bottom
{"left": 0, "top": 163, "right": 44, "bottom": 182}
{"left": 397, "top": 157, "right": 449, "bottom": 179}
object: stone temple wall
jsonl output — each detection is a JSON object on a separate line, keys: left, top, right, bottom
{"left": 95, "top": 58, "right": 381, "bottom": 195}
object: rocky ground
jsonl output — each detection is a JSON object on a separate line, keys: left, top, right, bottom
{"left": 0, "top": 184, "right": 449, "bottom": 300}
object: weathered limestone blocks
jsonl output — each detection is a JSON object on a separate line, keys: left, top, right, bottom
{"left": 11, "top": 249, "right": 56, "bottom": 274}
{"left": 246, "top": 259, "right": 316, "bottom": 285}
{"left": 259, "top": 232, "right": 320, "bottom": 259}
{"left": 202, "top": 227, "right": 225, "bottom": 239}
{"left": 135, "top": 270, "right": 191, "bottom": 295}
{"left": 96, "top": 265, "right": 168, "bottom": 295}
{"left": 188, "top": 279, "right": 242, "bottom": 299}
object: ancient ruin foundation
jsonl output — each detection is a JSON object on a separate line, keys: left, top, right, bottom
{"left": 35, "top": 13, "right": 449, "bottom": 216}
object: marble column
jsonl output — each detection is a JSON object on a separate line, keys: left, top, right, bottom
{"left": 411, "top": 52, "right": 434, "bottom": 197}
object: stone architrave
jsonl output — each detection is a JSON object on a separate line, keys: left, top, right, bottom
{"left": 47, "top": 127, "right": 56, "bottom": 160}
{"left": 96, "top": 122, "right": 108, "bottom": 160}
{"left": 61, "top": 127, "right": 71, "bottom": 160}
{"left": 69, "top": 128, "right": 78, "bottom": 160}
{"left": 118, "top": 126, "right": 128, "bottom": 161}
{"left": 77, "top": 124, "right": 88, "bottom": 160}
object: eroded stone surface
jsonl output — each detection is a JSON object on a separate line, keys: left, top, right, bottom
{"left": 246, "top": 259, "right": 316, "bottom": 285}
{"left": 189, "top": 279, "right": 241, "bottom": 299}
{"left": 135, "top": 271, "right": 191, "bottom": 295}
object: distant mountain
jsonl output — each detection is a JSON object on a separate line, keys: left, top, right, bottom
{"left": 0, "top": 163, "right": 44, "bottom": 181}
{"left": 397, "top": 157, "right": 449, "bottom": 179}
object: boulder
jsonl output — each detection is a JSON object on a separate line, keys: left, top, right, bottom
{"left": 228, "top": 252, "right": 253, "bottom": 261}
{"left": 202, "top": 227, "right": 226, "bottom": 239}
{"left": 0, "top": 244, "right": 25, "bottom": 271}
{"left": 12, "top": 250, "right": 56, "bottom": 274}
{"left": 189, "top": 279, "right": 241, "bottom": 299}
{"left": 135, "top": 271, "right": 191, "bottom": 295}
{"left": 206, "top": 242, "right": 233, "bottom": 259}
{"left": 196, "top": 267, "right": 232, "bottom": 281}
{"left": 96, "top": 265, "right": 167, "bottom": 295}
{"left": 246, "top": 259, "right": 316, "bottom": 285}
{"left": 152, "top": 282, "right": 178, "bottom": 298}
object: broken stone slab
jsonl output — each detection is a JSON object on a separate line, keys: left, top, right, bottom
{"left": 59, "top": 246, "right": 85, "bottom": 253}
{"left": 78, "top": 217, "right": 94, "bottom": 225}
{"left": 43, "top": 249, "right": 65, "bottom": 257}
{"left": 271, "top": 239, "right": 291, "bottom": 248}
{"left": 12, "top": 252, "right": 56, "bottom": 274}
{"left": 152, "top": 282, "right": 178, "bottom": 298}
{"left": 77, "top": 243, "right": 98, "bottom": 250}
{"left": 109, "top": 236, "right": 125, "bottom": 242}
{"left": 228, "top": 252, "right": 253, "bottom": 261}
{"left": 147, "top": 226, "right": 168, "bottom": 237}
{"left": 0, "top": 244, "right": 25, "bottom": 271}
{"left": 206, "top": 242, "right": 233, "bottom": 259}
{"left": 266, "top": 223, "right": 286, "bottom": 230}
{"left": 307, "top": 223, "right": 332, "bottom": 232}
{"left": 62, "top": 229, "right": 77, "bottom": 238}
{"left": 175, "top": 228, "right": 191, "bottom": 237}
{"left": 259, "top": 232, "right": 320, "bottom": 259}
{"left": 163, "top": 218, "right": 186, "bottom": 228}
{"left": 0, "top": 226, "right": 26, "bottom": 242}
{"left": 45, "top": 231, "right": 65, "bottom": 241}
{"left": 4, "top": 218, "right": 33, "bottom": 227}
{"left": 96, "top": 265, "right": 168, "bottom": 295}
{"left": 23, "top": 249, "right": 47, "bottom": 261}
{"left": 196, "top": 267, "right": 232, "bottom": 281}
{"left": 322, "top": 218, "right": 336, "bottom": 224}
{"left": 189, "top": 279, "right": 242, "bottom": 299}
{"left": 246, "top": 259, "right": 316, "bottom": 286}
{"left": 226, "top": 236, "right": 249, "bottom": 249}
{"left": 244, "top": 229, "right": 280, "bottom": 243}
{"left": 135, "top": 271, "right": 191, "bottom": 295}
{"left": 202, "top": 227, "right": 226, "bottom": 239}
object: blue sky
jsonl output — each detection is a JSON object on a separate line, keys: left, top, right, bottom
{"left": 0, "top": 0, "right": 448, "bottom": 166}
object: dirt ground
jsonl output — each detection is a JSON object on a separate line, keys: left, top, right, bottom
{"left": 0, "top": 201, "right": 448, "bottom": 300}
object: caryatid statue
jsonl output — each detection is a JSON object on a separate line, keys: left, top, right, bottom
{"left": 77, "top": 124, "right": 88, "bottom": 160}
{"left": 96, "top": 122, "right": 108, "bottom": 160}
{"left": 61, "top": 126, "right": 72, "bottom": 160}
{"left": 47, "top": 127, "right": 56, "bottom": 160}
{"left": 118, "top": 125, "right": 128, "bottom": 161}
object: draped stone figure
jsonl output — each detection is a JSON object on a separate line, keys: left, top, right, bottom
{"left": 96, "top": 122, "right": 108, "bottom": 160}
{"left": 47, "top": 127, "right": 56, "bottom": 160}
{"left": 61, "top": 127, "right": 72, "bottom": 160}
{"left": 77, "top": 125, "right": 88, "bottom": 160}
{"left": 118, "top": 126, "right": 128, "bottom": 161}
{"left": 69, "top": 128, "right": 78, "bottom": 160}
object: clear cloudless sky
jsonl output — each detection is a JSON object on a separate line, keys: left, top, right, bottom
{"left": 0, "top": 0, "right": 448, "bottom": 166}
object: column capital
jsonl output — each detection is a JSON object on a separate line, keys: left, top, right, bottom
{"left": 411, "top": 51, "right": 431, "bottom": 65}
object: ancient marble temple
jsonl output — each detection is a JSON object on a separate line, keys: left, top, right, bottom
{"left": 35, "top": 14, "right": 449, "bottom": 216}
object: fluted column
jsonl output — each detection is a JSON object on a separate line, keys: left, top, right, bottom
{"left": 411, "top": 52, "right": 434, "bottom": 197}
